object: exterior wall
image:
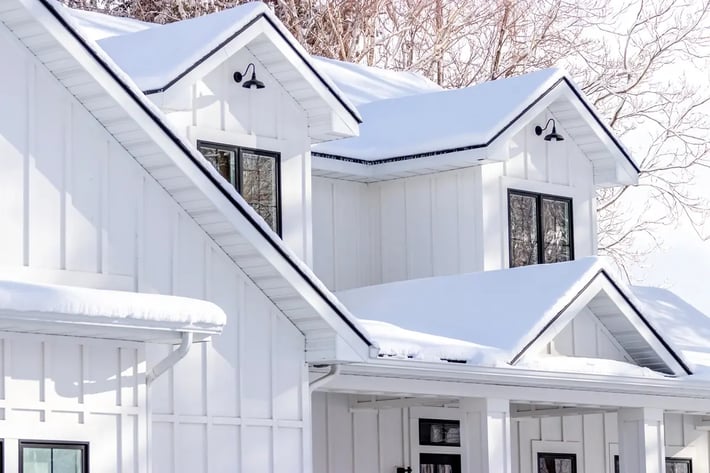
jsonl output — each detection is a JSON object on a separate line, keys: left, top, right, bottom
{"left": 0, "top": 23, "right": 310, "bottom": 473}
{"left": 156, "top": 47, "right": 314, "bottom": 265}
{"left": 312, "top": 112, "right": 597, "bottom": 291}
{"left": 0, "top": 333, "right": 145, "bottom": 472}
{"left": 544, "top": 309, "right": 631, "bottom": 361}
{"left": 312, "top": 393, "right": 710, "bottom": 473}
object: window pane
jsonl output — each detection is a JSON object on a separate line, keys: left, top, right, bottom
{"left": 23, "top": 448, "right": 51, "bottom": 473}
{"left": 197, "top": 143, "right": 236, "bottom": 187}
{"left": 240, "top": 150, "right": 278, "bottom": 231}
{"left": 53, "top": 448, "right": 83, "bottom": 473}
{"left": 509, "top": 193, "right": 538, "bottom": 267}
{"left": 542, "top": 198, "right": 571, "bottom": 264}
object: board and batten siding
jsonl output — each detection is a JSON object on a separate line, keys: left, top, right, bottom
{"left": 0, "top": 22, "right": 310, "bottom": 473}
{"left": 312, "top": 112, "right": 597, "bottom": 292}
{"left": 157, "top": 47, "right": 314, "bottom": 266}
{"left": 0, "top": 333, "right": 145, "bottom": 472}
{"left": 313, "top": 393, "right": 709, "bottom": 473}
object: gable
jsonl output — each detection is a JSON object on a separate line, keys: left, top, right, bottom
{"left": 545, "top": 308, "right": 633, "bottom": 363}
{"left": 512, "top": 271, "right": 690, "bottom": 376}
{"left": 312, "top": 70, "right": 639, "bottom": 186}
{"left": 97, "top": 4, "right": 361, "bottom": 141}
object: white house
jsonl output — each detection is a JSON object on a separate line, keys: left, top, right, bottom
{"left": 0, "top": 1, "right": 709, "bottom": 473}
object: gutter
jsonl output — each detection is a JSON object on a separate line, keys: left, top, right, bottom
{"left": 146, "top": 332, "right": 193, "bottom": 384}
{"left": 338, "top": 359, "right": 710, "bottom": 399}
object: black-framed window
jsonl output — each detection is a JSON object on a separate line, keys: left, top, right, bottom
{"left": 538, "top": 452, "right": 576, "bottom": 473}
{"left": 508, "top": 190, "right": 573, "bottom": 268}
{"left": 613, "top": 455, "right": 692, "bottom": 473}
{"left": 20, "top": 442, "right": 88, "bottom": 473}
{"left": 197, "top": 141, "right": 281, "bottom": 234}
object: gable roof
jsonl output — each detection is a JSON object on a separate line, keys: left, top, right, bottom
{"left": 312, "top": 69, "right": 639, "bottom": 185}
{"left": 336, "top": 257, "right": 691, "bottom": 376}
{"left": 1, "top": 0, "right": 373, "bottom": 362}
{"left": 95, "top": 2, "right": 362, "bottom": 135}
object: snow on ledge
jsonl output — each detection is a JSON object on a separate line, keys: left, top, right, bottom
{"left": 0, "top": 279, "right": 226, "bottom": 342}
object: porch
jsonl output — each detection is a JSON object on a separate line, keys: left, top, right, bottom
{"left": 311, "top": 361, "right": 710, "bottom": 473}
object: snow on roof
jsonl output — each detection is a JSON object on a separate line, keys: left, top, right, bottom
{"left": 0, "top": 279, "right": 225, "bottom": 341}
{"left": 338, "top": 257, "right": 605, "bottom": 357}
{"left": 360, "top": 318, "right": 505, "bottom": 364}
{"left": 514, "top": 355, "right": 666, "bottom": 379}
{"left": 97, "top": 2, "right": 266, "bottom": 92}
{"left": 312, "top": 68, "right": 563, "bottom": 161}
{"left": 312, "top": 56, "right": 443, "bottom": 106}
{"left": 633, "top": 286, "right": 710, "bottom": 376}
{"left": 64, "top": 7, "right": 154, "bottom": 40}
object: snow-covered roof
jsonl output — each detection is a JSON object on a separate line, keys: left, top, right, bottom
{"left": 93, "top": 2, "right": 362, "bottom": 132}
{"left": 0, "top": 279, "right": 225, "bottom": 343}
{"left": 338, "top": 257, "right": 690, "bottom": 375}
{"left": 312, "top": 69, "right": 639, "bottom": 186}
{"left": 65, "top": 8, "right": 154, "bottom": 40}
{"left": 312, "top": 56, "right": 443, "bottom": 106}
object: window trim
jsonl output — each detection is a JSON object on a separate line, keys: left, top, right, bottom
{"left": 507, "top": 188, "right": 574, "bottom": 267}
{"left": 19, "top": 441, "right": 89, "bottom": 473}
{"left": 197, "top": 141, "right": 282, "bottom": 235}
{"left": 537, "top": 452, "right": 577, "bottom": 473}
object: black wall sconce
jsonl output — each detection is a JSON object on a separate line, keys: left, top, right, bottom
{"left": 535, "top": 118, "right": 564, "bottom": 142}
{"left": 233, "top": 63, "right": 265, "bottom": 89}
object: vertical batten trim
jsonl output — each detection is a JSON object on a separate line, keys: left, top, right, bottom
{"left": 237, "top": 278, "right": 246, "bottom": 472}
{"left": 270, "top": 310, "right": 278, "bottom": 473}
{"left": 60, "top": 99, "right": 71, "bottom": 270}
{"left": 99, "top": 139, "right": 111, "bottom": 273}
{"left": 23, "top": 58, "right": 34, "bottom": 267}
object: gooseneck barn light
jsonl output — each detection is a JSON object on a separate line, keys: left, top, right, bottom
{"left": 233, "top": 63, "right": 265, "bottom": 89}
{"left": 535, "top": 118, "right": 565, "bottom": 142}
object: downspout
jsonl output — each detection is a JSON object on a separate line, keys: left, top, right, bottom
{"left": 146, "top": 332, "right": 193, "bottom": 385}
{"left": 309, "top": 364, "right": 340, "bottom": 392}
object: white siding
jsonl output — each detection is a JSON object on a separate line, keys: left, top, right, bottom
{"left": 313, "top": 394, "right": 710, "bottom": 473}
{"left": 0, "top": 24, "right": 309, "bottom": 473}
{"left": 312, "top": 112, "right": 597, "bottom": 291}
{"left": 545, "top": 309, "right": 632, "bottom": 362}
{"left": 0, "top": 333, "right": 145, "bottom": 472}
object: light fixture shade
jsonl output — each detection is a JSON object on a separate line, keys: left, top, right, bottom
{"left": 233, "top": 63, "right": 265, "bottom": 90}
{"left": 535, "top": 119, "right": 564, "bottom": 142}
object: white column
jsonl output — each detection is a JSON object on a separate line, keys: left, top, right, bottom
{"left": 460, "top": 398, "right": 512, "bottom": 473}
{"left": 617, "top": 407, "right": 665, "bottom": 473}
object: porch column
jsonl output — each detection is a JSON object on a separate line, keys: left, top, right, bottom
{"left": 617, "top": 407, "right": 665, "bottom": 473}
{"left": 460, "top": 398, "right": 512, "bottom": 473}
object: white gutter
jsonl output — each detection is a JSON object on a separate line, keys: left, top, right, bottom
{"left": 309, "top": 364, "right": 341, "bottom": 392}
{"left": 146, "top": 332, "right": 193, "bottom": 385}
{"left": 336, "top": 358, "right": 710, "bottom": 400}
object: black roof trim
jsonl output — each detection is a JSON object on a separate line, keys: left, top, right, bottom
{"left": 509, "top": 269, "right": 691, "bottom": 375}
{"left": 40, "top": 0, "right": 372, "bottom": 347}
{"left": 313, "top": 77, "right": 640, "bottom": 173}
{"left": 139, "top": 12, "right": 362, "bottom": 125}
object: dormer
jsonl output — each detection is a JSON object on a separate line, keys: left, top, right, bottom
{"left": 310, "top": 67, "right": 640, "bottom": 291}
{"left": 98, "top": 3, "right": 361, "bottom": 263}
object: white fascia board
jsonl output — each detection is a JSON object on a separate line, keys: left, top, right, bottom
{"left": 326, "top": 360, "right": 710, "bottom": 412}
{"left": 18, "top": 0, "right": 372, "bottom": 361}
